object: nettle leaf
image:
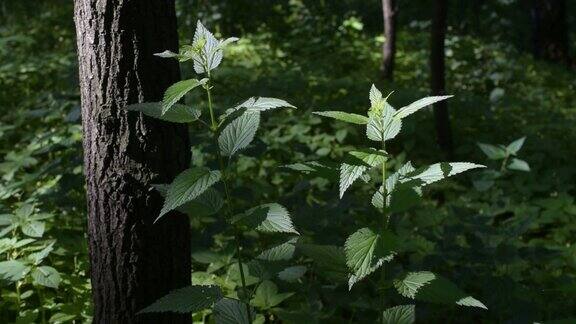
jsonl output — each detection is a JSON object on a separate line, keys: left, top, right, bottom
{"left": 139, "top": 285, "right": 223, "bottom": 314}
{"left": 218, "top": 111, "right": 261, "bottom": 157}
{"left": 214, "top": 298, "right": 252, "bottom": 324}
{"left": 382, "top": 305, "right": 415, "bottom": 324}
{"left": 257, "top": 238, "right": 298, "bottom": 261}
{"left": 251, "top": 280, "right": 295, "bottom": 310}
{"left": 339, "top": 149, "right": 387, "bottom": 198}
{"left": 192, "top": 21, "right": 223, "bottom": 74}
{"left": 162, "top": 78, "right": 208, "bottom": 115}
{"left": 367, "top": 103, "right": 402, "bottom": 142}
{"left": 158, "top": 168, "right": 221, "bottom": 220}
{"left": 478, "top": 143, "right": 507, "bottom": 160}
{"left": 0, "top": 260, "right": 29, "bottom": 281}
{"left": 507, "top": 137, "right": 526, "bottom": 155}
{"left": 21, "top": 221, "right": 45, "bottom": 238}
{"left": 400, "top": 162, "right": 484, "bottom": 188}
{"left": 236, "top": 97, "right": 295, "bottom": 112}
{"left": 394, "top": 271, "right": 487, "bottom": 309}
{"left": 278, "top": 265, "right": 307, "bottom": 283}
{"left": 395, "top": 95, "right": 453, "bottom": 119}
{"left": 236, "top": 203, "right": 299, "bottom": 234}
{"left": 31, "top": 266, "right": 61, "bottom": 288}
{"left": 508, "top": 158, "right": 530, "bottom": 172}
{"left": 345, "top": 228, "right": 397, "bottom": 289}
{"left": 126, "top": 102, "right": 201, "bottom": 123}
{"left": 313, "top": 111, "right": 368, "bottom": 125}
{"left": 369, "top": 84, "right": 384, "bottom": 108}
{"left": 180, "top": 188, "right": 224, "bottom": 217}
{"left": 28, "top": 242, "right": 54, "bottom": 265}
{"left": 297, "top": 244, "right": 348, "bottom": 280}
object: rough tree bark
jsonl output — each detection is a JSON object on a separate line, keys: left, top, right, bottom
{"left": 530, "top": 0, "right": 570, "bottom": 64}
{"left": 381, "top": 0, "right": 397, "bottom": 80}
{"left": 74, "top": 0, "right": 191, "bottom": 323}
{"left": 431, "top": 0, "right": 454, "bottom": 159}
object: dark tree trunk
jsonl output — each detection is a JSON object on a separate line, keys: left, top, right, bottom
{"left": 381, "top": 0, "right": 397, "bottom": 80}
{"left": 530, "top": 0, "right": 570, "bottom": 64}
{"left": 430, "top": 0, "right": 454, "bottom": 159}
{"left": 74, "top": 1, "right": 191, "bottom": 323}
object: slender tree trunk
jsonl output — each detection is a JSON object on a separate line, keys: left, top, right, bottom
{"left": 74, "top": 1, "right": 191, "bottom": 323}
{"left": 381, "top": 0, "right": 397, "bottom": 80}
{"left": 530, "top": 0, "right": 570, "bottom": 64}
{"left": 431, "top": 0, "right": 454, "bottom": 159}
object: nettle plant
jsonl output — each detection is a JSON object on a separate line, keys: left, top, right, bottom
{"left": 474, "top": 137, "right": 530, "bottom": 191}
{"left": 311, "top": 86, "right": 488, "bottom": 321}
{"left": 127, "top": 22, "right": 299, "bottom": 322}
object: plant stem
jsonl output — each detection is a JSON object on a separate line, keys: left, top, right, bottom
{"left": 380, "top": 140, "right": 388, "bottom": 323}
{"left": 204, "top": 75, "right": 252, "bottom": 322}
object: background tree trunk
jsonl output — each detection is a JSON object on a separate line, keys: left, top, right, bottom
{"left": 430, "top": 0, "right": 454, "bottom": 159}
{"left": 74, "top": 1, "right": 191, "bottom": 323}
{"left": 381, "top": 0, "right": 397, "bottom": 80}
{"left": 530, "top": 0, "right": 570, "bottom": 64}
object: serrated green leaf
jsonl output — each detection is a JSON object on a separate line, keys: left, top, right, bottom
{"left": 369, "top": 84, "right": 384, "bottom": 108}
{"left": 236, "top": 97, "right": 295, "bottom": 112}
{"left": 21, "top": 220, "right": 44, "bottom": 238}
{"left": 126, "top": 102, "right": 201, "bottom": 123}
{"left": 31, "top": 266, "right": 61, "bottom": 288}
{"left": 251, "top": 280, "right": 294, "bottom": 310}
{"left": 478, "top": 143, "right": 507, "bottom": 160}
{"left": 382, "top": 304, "right": 415, "bottom": 324}
{"left": 367, "top": 103, "right": 402, "bottom": 142}
{"left": 213, "top": 298, "right": 252, "bottom": 324}
{"left": 278, "top": 265, "right": 307, "bottom": 283}
{"left": 139, "top": 285, "right": 222, "bottom": 314}
{"left": 257, "top": 238, "right": 297, "bottom": 261}
{"left": 0, "top": 260, "right": 29, "bottom": 281}
{"left": 218, "top": 111, "right": 261, "bottom": 157}
{"left": 401, "top": 162, "right": 484, "bottom": 187}
{"left": 395, "top": 95, "right": 453, "bottom": 119}
{"left": 180, "top": 188, "right": 224, "bottom": 217}
{"left": 158, "top": 168, "right": 221, "bottom": 220}
{"left": 394, "top": 271, "right": 487, "bottom": 309}
{"left": 339, "top": 149, "right": 387, "bottom": 198}
{"left": 297, "top": 244, "right": 348, "bottom": 280}
{"left": 508, "top": 158, "right": 530, "bottom": 172}
{"left": 162, "top": 78, "right": 208, "bottom": 114}
{"left": 507, "top": 137, "right": 526, "bottom": 155}
{"left": 236, "top": 203, "right": 299, "bottom": 234}
{"left": 345, "top": 228, "right": 397, "bottom": 289}
{"left": 28, "top": 242, "right": 54, "bottom": 265}
{"left": 313, "top": 111, "right": 368, "bottom": 124}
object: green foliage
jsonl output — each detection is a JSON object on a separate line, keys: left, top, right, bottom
{"left": 382, "top": 305, "right": 415, "bottom": 324}
{"left": 139, "top": 285, "right": 223, "bottom": 313}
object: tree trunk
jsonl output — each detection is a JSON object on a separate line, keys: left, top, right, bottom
{"left": 74, "top": 1, "right": 191, "bottom": 323}
{"left": 381, "top": 0, "right": 397, "bottom": 80}
{"left": 430, "top": 0, "right": 454, "bottom": 159}
{"left": 530, "top": 0, "right": 570, "bottom": 64}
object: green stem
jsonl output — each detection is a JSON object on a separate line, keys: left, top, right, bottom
{"left": 500, "top": 153, "right": 509, "bottom": 173}
{"left": 204, "top": 75, "right": 252, "bottom": 322}
{"left": 380, "top": 140, "right": 388, "bottom": 323}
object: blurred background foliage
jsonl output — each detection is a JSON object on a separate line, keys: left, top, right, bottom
{"left": 1, "top": 0, "right": 575, "bottom": 323}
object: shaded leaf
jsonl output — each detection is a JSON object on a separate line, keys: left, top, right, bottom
{"left": 162, "top": 78, "right": 208, "bottom": 114}
{"left": 313, "top": 111, "right": 368, "bottom": 124}
{"left": 382, "top": 305, "right": 415, "bottom": 324}
{"left": 139, "top": 285, "right": 223, "bottom": 314}
{"left": 126, "top": 102, "right": 201, "bottom": 123}
{"left": 219, "top": 112, "right": 260, "bottom": 157}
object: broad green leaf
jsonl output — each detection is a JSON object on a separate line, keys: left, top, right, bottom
{"left": 31, "top": 266, "right": 61, "bottom": 288}
{"left": 236, "top": 203, "right": 299, "bottom": 234}
{"left": 192, "top": 21, "right": 223, "bottom": 73}
{"left": 154, "top": 50, "right": 178, "bottom": 58}
{"left": 181, "top": 188, "right": 224, "bottom": 217}
{"left": 161, "top": 78, "right": 208, "bottom": 114}
{"left": 508, "top": 158, "right": 530, "bottom": 172}
{"left": 257, "top": 238, "right": 298, "bottom": 261}
{"left": 478, "top": 143, "right": 507, "bottom": 160}
{"left": 236, "top": 97, "right": 295, "bottom": 112}
{"left": 339, "top": 149, "right": 387, "bottom": 198}
{"left": 213, "top": 298, "right": 252, "bottom": 324}
{"left": 21, "top": 220, "right": 44, "bottom": 238}
{"left": 395, "top": 95, "right": 453, "bottom": 119}
{"left": 126, "top": 102, "right": 201, "bottom": 123}
{"left": 218, "top": 111, "right": 260, "bottom": 157}
{"left": 345, "top": 228, "right": 397, "bottom": 289}
{"left": 401, "top": 162, "right": 485, "bottom": 187}
{"left": 369, "top": 84, "right": 383, "bottom": 108}
{"left": 251, "top": 280, "right": 294, "bottom": 310}
{"left": 0, "top": 260, "right": 29, "bottom": 281}
{"left": 367, "top": 103, "right": 402, "bottom": 142}
{"left": 28, "top": 242, "right": 54, "bottom": 265}
{"left": 382, "top": 305, "right": 415, "bottom": 324}
{"left": 394, "top": 271, "right": 487, "bottom": 309}
{"left": 507, "top": 137, "right": 526, "bottom": 155}
{"left": 278, "top": 265, "right": 307, "bottom": 283}
{"left": 313, "top": 111, "right": 368, "bottom": 124}
{"left": 0, "top": 214, "right": 12, "bottom": 226}
{"left": 159, "top": 168, "right": 221, "bottom": 220}
{"left": 139, "top": 285, "right": 223, "bottom": 313}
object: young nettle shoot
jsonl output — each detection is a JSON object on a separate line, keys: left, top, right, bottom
{"left": 126, "top": 21, "right": 298, "bottom": 322}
